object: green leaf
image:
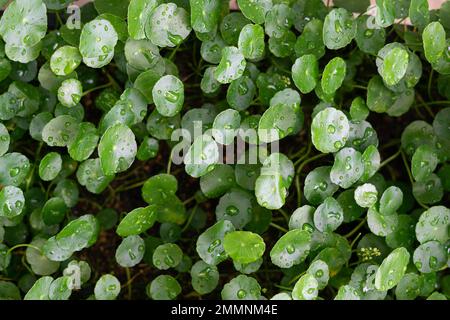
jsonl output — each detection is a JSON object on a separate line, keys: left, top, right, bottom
{"left": 294, "top": 19, "right": 325, "bottom": 59}
{"left": 212, "top": 108, "right": 241, "bottom": 145}
{"left": 190, "top": 261, "right": 219, "bottom": 295}
{"left": 378, "top": 46, "right": 409, "bottom": 86}
{"left": 226, "top": 75, "right": 256, "bottom": 111}
{"left": 411, "top": 145, "right": 438, "bottom": 182}
{"left": 330, "top": 147, "right": 364, "bottom": 189}
{"left": 409, "top": 0, "right": 429, "bottom": 30}
{"left": 292, "top": 274, "right": 318, "bottom": 300}
{"left": 98, "top": 123, "right": 137, "bottom": 175}
{"left": 79, "top": 19, "right": 118, "bottom": 68}
{"left": 42, "top": 197, "right": 67, "bottom": 225}
{"left": 375, "top": 0, "right": 396, "bottom": 28}
{"left": 214, "top": 46, "right": 246, "bottom": 84}
{"left": 323, "top": 8, "right": 356, "bottom": 50}
{"left": 354, "top": 183, "right": 378, "bottom": 208}
{"left": 200, "top": 35, "right": 226, "bottom": 64}
{"left": 68, "top": 122, "right": 99, "bottom": 162}
{"left": 311, "top": 107, "right": 350, "bottom": 153}
{"left": 147, "top": 275, "right": 181, "bottom": 300}
{"left": 0, "top": 186, "right": 25, "bottom": 218}
{"left": 216, "top": 188, "right": 253, "bottom": 229}
{"left": 117, "top": 206, "right": 157, "bottom": 237}
{"left": 24, "top": 276, "right": 53, "bottom": 300}
{"left": 223, "top": 231, "right": 265, "bottom": 264}
{"left": 237, "top": 0, "right": 273, "bottom": 24}
{"left": 321, "top": 57, "right": 347, "bottom": 95}
{"left": 355, "top": 15, "right": 386, "bottom": 56}
{"left": 94, "top": 0, "right": 128, "bottom": 19}
{"left": 422, "top": 22, "right": 446, "bottom": 64}
{"left": 151, "top": 75, "right": 184, "bottom": 117}
{"left": 152, "top": 243, "right": 183, "bottom": 270}
{"left": 413, "top": 240, "right": 447, "bottom": 273}
{"left": 115, "top": 235, "right": 145, "bottom": 267}
{"left": 76, "top": 158, "right": 114, "bottom": 194}
{"left": 49, "top": 276, "right": 72, "bottom": 300}
{"left": 313, "top": 197, "right": 344, "bottom": 232}
{"left": 94, "top": 274, "right": 120, "bottom": 300}
{"left": 265, "top": 4, "right": 293, "bottom": 38}
{"left": 145, "top": 3, "right": 191, "bottom": 48}
{"left": 221, "top": 274, "right": 261, "bottom": 300}
{"left": 307, "top": 260, "right": 330, "bottom": 290}
{"left": 258, "top": 89, "right": 302, "bottom": 143}
{"left": 184, "top": 133, "right": 219, "bottom": 178}
{"left": 238, "top": 24, "right": 265, "bottom": 61}
{"left": 50, "top": 46, "right": 82, "bottom": 76}
{"left": 368, "top": 206, "right": 398, "bottom": 236}
{"left": 0, "top": 123, "right": 10, "bottom": 156}
{"left": 375, "top": 247, "right": 410, "bottom": 291}
{"left": 415, "top": 206, "right": 450, "bottom": 244}
{"left": 39, "top": 152, "right": 62, "bottom": 181}
{"left": 42, "top": 115, "right": 79, "bottom": 147}
{"left": 0, "top": 0, "right": 47, "bottom": 48}
{"left": 0, "top": 152, "right": 30, "bottom": 187}
{"left": 128, "top": 0, "right": 159, "bottom": 40}
{"left": 304, "top": 166, "right": 339, "bottom": 206}
{"left": 335, "top": 285, "right": 360, "bottom": 300}
{"left": 190, "top": 0, "right": 223, "bottom": 34}
{"left": 270, "top": 229, "right": 311, "bottom": 268}
{"left": 292, "top": 55, "right": 319, "bottom": 94}
{"left": 196, "top": 220, "right": 235, "bottom": 266}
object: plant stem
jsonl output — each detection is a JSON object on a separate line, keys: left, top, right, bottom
{"left": 181, "top": 204, "right": 198, "bottom": 232}
{"left": 270, "top": 222, "right": 288, "bottom": 233}
{"left": 401, "top": 150, "right": 429, "bottom": 210}
{"left": 116, "top": 180, "right": 147, "bottom": 193}
{"left": 344, "top": 217, "right": 367, "bottom": 239}
{"left": 278, "top": 208, "right": 290, "bottom": 223}
{"left": 427, "top": 69, "right": 434, "bottom": 101}
{"left": 295, "top": 153, "right": 329, "bottom": 207}
{"left": 7, "top": 243, "right": 42, "bottom": 256}
{"left": 288, "top": 271, "right": 306, "bottom": 285}
{"left": 351, "top": 84, "right": 367, "bottom": 90}
{"left": 167, "top": 148, "right": 174, "bottom": 174}
{"left": 82, "top": 82, "right": 112, "bottom": 97}
{"left": 125, "top": 268, "right": 132, "bottom": 300}
{"left": 379, "top": 148, "right": 401, "bottom": 168}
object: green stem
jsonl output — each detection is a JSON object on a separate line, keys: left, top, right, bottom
{"left": 344, "top": 217, "right": 367, "bottom": 239}
{"left": 79, "top": 198, "right": 103, "bottom": 211}
{"left": 116, "top": 180, "right": 146, "bottom": 193}
{"left": 82, "top": 82, "right": 112, "bottom": 97}
{"left": 125, "top": 268, "right": 132, "bottom": 300}
{"left": 7, "top": 244, "right": 42, "bottom": 256}
{"left": 277, "top": 208, "right": 290, "bottom": 223}
{"left": 103, "top": 70, "right": 121, "bottom": 91}
{"left": 295, "top": 153, "right": 329, "bottom": 207}
{"left": 427, "top": 69, "right": 434, "bottom": 101}
{"left": 168, "top": 43, "right": 181, "bottom": 61}
{"left": 415, "top": 101, "right": 450, "bottom": 108}
{"left": 167, "top": 148, "right": 174, "bottom": 174}
{"left": 401, "top": 151, "right": 429, "bottom": 210}
{"left": 26, "top": 142, "right": 43, "bottom": 192}
{"left": 181, "top": 204, "right": 198, "bottom": 233}
{"left": 351, "top": 84, "right": 367, "bottom": 90}
{"left": 379, "top": 149, "right": 401, "bottom": 168}
{"left": 182, "top": 195, "right": 196, "bottom": 206}
{"left": 274, "top": 284, "right": 292, "bottom": 291}
{"left": 288, "top": 271, "right": 306, "bottom": 285}
{"left": 270, "top": 222, "right": 288, "bottom": 233}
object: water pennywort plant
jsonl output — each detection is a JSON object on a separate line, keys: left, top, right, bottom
{"left": 0, "top": 0, "right": 449, "bottom": 301}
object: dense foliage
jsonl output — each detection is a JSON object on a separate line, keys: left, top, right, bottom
{"left": 0, "top": 0, "right": 449, "bottom": 301}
